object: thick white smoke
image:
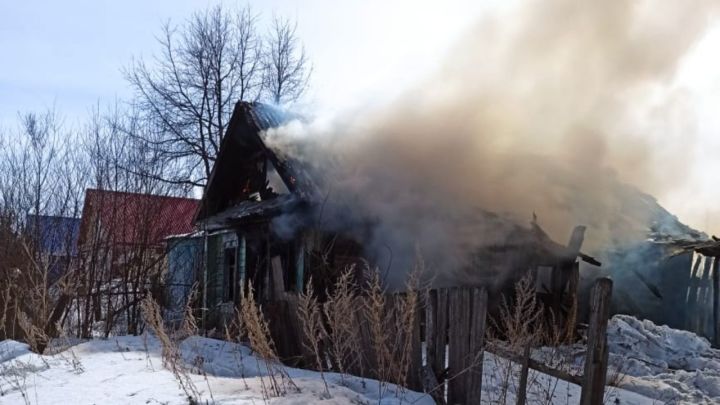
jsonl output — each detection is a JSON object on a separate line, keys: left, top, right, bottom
{"left": 264, "top": 0, "right": 720, "bottom": 286}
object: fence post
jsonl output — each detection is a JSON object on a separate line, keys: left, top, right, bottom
{"left": 565, "top": 262, "right": 580, "bottom": 343}
{"left": 713, "top": 257, "right": 719, "bottom": 348}
{"left": 425, "top": 289, "right": 438, "bottom": 370}
{"left": 516, "top": 343, "right": 531, "bottom": 405}
{"left": 435, "top": 288, "right": 449, "bottom": 376}
{"left": 580, "top": 277, "right": 613, "bottom": 405}
{"left": 448, "top": 287, "right": 471, "bottom": 404}
{"left": 467, "top": 287, "right": 487, "bottom": 405}
{"left": 423, "top": 289, "right": 442, "bottom": 400}
{"left": 409, "top": 300, "right": 423, "bottom": 391}
{"left": 422, "top": 289, "right": 450, "bottom": 403}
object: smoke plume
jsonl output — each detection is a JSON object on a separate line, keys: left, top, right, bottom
{"left": 265, "top": 0, "right": 719, "bottom": 285}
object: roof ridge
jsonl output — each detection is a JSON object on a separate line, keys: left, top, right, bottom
{"left": 86, "top": 188, "right": 200, "bottom": 202}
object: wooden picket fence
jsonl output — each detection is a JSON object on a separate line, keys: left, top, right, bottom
{"left": 262, "top": 279, "right": 613, "bottom": 405}
{"left": 426, "top": 287, "right": 488, "bottom": 404}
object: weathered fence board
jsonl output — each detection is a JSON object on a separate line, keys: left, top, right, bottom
{"left": 424, "top": 288, "right": 448, "bottom": 404}
{"left": 713, "top": 257, "right": 719, "bottom": 347}
{"left": 435, "top": 288, "right": 449, "bottom": 376}
{"left": 448, "top": 288, "right": 470, "bottom": 404}
{"left": 425, "top": 289, "right": 438, "bottom": 372}
{"left": 564, "top": 262, "right": 580, "bottom": 342}
{"left": 580, "top": 277, "right": 613, "bottom": 405}
{"left": 409, "top": 299, "right": 423, "bottom": 391}
{"left": 467, "top": 287, "right": 488, "bottom": 404}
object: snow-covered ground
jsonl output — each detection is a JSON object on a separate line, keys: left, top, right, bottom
{"left": 533, "top": 315, "right": 720, "bottom": 405}
{"left": 480, "top": 351, "right": 653, "bottom": 405}
{"left": 0, "top": 335, "right": 432, "bottom": 405}
{"left": 607, "top": 315, "right": 720, "bottom": 404}
{"left": 0, "top": 315, "right": 716, "bottom": 404}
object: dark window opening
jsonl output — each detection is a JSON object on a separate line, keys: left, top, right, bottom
{"left": 244, "top": 238, "right": 264, "bottom": 299}
{"left": 269, "top": 240, "right": 298, "bottom": 293}
{"left": 223, "top": 247, "right": 237, "bottom": 302}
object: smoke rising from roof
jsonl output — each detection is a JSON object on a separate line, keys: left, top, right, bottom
{"left": 264, "top": 0, "right": 719, "bottom": 285}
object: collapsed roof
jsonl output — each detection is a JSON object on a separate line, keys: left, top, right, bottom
{"left": 661, "top": 236, "right": 720, "bottom": 257}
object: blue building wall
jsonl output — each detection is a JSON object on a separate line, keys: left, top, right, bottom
{"left": 26, "top": 215, "right": 81, "bottom": 255}
{"left": 164, "top": 235, "right": 203, "bottom": 325}
{"left": 26, "top": 214, "right": 81, "bottom": 281}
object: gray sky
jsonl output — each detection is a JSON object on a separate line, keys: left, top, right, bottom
{"left": 2, "top": 0, "right": 720, "bottom": 232}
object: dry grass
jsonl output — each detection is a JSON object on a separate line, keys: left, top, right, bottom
{"left": 323, "top": 266, "right": 362, "bottom": 382}
{"left": 16, "top": 311, "right": 48, "bottom": 355}
{"left": 240, "top": 282, "right": 298, "bottom": 398}
{"left": 140, "top": 295, "right": 202, "bottom": 404}
{"left": 603, "top": 360, "right": 629, "bottom": 404}
{"left": 0, "top": 282, "right": 11, "bottom": 338}
{"left": 0, "top": 357, "right": 34, "bottom": 405}
{"left": 239, "top": 284, "right": 276, "bottom": 361}
{"left": 294, "top": 262, "right": 422, "bottom": 401}
{"left": 497, "top": 272, "right": 544, "bottom": 350}
{"left": 485, "top": 271, "right": 585, "bottom": 405}
{"left": 528, "top": 310, "right": 573, "bottom": 405}
{"left": 361, "top": 265, "right": 422, "bottom": 400}
{"left": 298, "top": 278, "right": 330, "bottom": 397}
{"left": 487, "top": 272, "right": 541, "bottom": 404}
{"left": 179, "top": 283, "right": 200, "bottom": 339}
{"left": 223, "top": 310, "right": 252, "bottom": 391}
{"left": 47, "top": 322, "right": 85, "bottom": 374}
{"left": 389, "top": 267, "right": 420, "bottom": 393}
{"left": 364, "top": 268, "right": 394, "bottom": 396}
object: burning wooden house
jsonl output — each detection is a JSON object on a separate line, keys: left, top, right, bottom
{"left": 193, "top": 101, "right": 602, "bottom": 332}
{"left": 194, "top": 102, "right": 366, "bottom": 328}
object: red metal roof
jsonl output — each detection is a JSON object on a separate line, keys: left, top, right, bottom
{"left": 78, "top": 189, "right": 200, "bottom": 247}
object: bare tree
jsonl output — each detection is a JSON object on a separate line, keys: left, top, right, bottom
{"left": 126, "top": 4, "right": 311, "bottom": 188}
{"left": 70, "top": 106, "right": 186, "bottom": 338}
{"left": 0, "top": 109, "right": 87, "bottom": 351}
{"left": 0, "top": 104, "right": 190, "bottom": 343}
{"left": 263, "top": 16, "right": 311, "bottom": 105}
{"left": 0, "top": 2, "right": 314, "bottom": 346}
{"left": 125, "top": 5, "right": 265, "bottom": 187}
